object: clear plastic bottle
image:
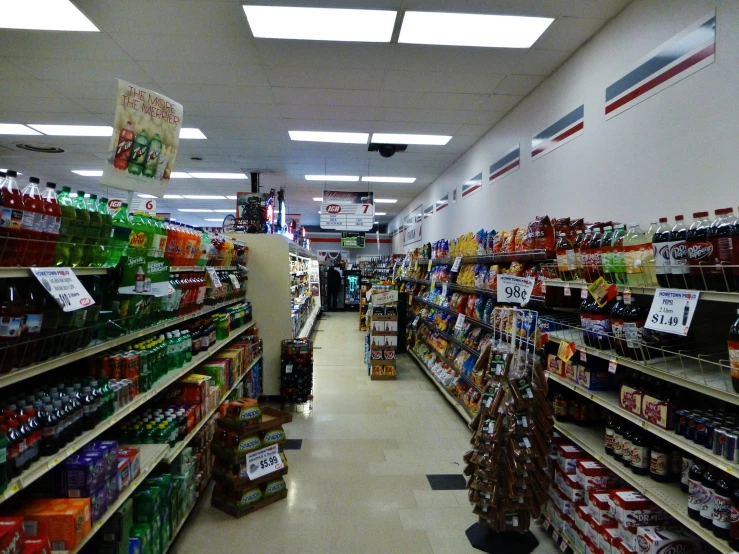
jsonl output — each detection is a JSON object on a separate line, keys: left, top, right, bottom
{"left": 610, "top": 224, "right": 628, "bottom": 285}
{"left": 623, "top": 222, "right": 658, "bottom": 287}
{"left": 20, "top": 177, "right": 45, "bottom": 267}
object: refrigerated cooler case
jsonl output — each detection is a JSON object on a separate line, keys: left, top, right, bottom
{"left": 343, "top": 270, "right": 361, "bottom": 309}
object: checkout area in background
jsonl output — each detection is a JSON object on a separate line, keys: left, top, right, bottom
{"left": 319, "top": 260, "right": 361, "bottom": 311}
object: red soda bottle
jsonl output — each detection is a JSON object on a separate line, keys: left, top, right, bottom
{"left": 0, "top": 170, "right": 27, "bottom": 267}
{"left": 20, "top": 177, "right": 45, "bottom": 266}
{"left": 687, "top": 211, "right": 713, "bottom": 290}
{"left": 114, "top": 121, "right": 135, "bottom": 170}
{"left": 40, "top": 182, "right": 62, "bottom": 266}
{"left": 0, "top": 279, "right": 25, "bottom": 372}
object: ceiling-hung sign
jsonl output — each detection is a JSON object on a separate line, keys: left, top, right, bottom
{"left": 531, "top": 104, "right": 584, "bottom": 160}
{"left": 101, "top": 80, "right": 183, "bottom": 197}
{"left": 489, "top": 144, "right": 520, "bottom": 185}
{"left": 605, "top": 13, "right": 715, "bottom": 120}
{"left": 320, "top": 191, "right": 374, "bottom": 231}
{"left": 461, "top": 172, "right": 482, "bottom": 198}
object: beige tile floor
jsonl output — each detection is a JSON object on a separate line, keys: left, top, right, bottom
{"left": 172, "top": 311, "right": 557, "bottom": 554}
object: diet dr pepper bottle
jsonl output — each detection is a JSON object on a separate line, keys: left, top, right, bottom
{"left": 114, "top": 121, "right": 135, "bottom": 170}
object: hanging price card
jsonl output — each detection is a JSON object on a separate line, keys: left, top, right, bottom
{"left": 31, "top": 268, "right": 94, "bottom": 312}
{"left": 564, "top": 284, "right": 571, "bottom": 297}
{"left": 645, "top": 289, "right": 700, "bottom": 336}
{"left": 557, "top": 340, "right": 576, "bottom": 362}
{"left": 455, "top": 314, "right": 466, "bottom": 331}
{"left": 580, "top": 350, "right": 587, "bottom": 362}
{"left": 451, "top": 257, "right": 462, "bottom": 272}
{"left": 245, "top": 444, "right": 284, "bottom": 480}
{"left": 497, "top": 275, "right": 535, "bottom": 305}
{"left": 206, "top": 267, "right": 222, "bottom": 289}
{"left": 228, "top": 274, "right": 241, "bottom": 290}
{"left": 608, "top": 358, "right": 618, "bottom": 373}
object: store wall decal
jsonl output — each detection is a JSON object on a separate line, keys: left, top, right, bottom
{"left": 423, "top": 205, "right": 434, "bottom": 220}
{"left": 435, "top": 193, "right": 449, "bottom": 213}
{"left": 605, "top": 12, "right": 715, "bottom": 120}
{"left": 102, "top": 80, "right": 183, "bottom": 197}
{"left": 531, "top": 104, "right": 584, "bottom": 160}
{"left": 403, "top": 204, "right": 423, "bottom": 246}
{"left": 461, "top": 172, "right": 483, "bottom": 198}
{"left": 488, "top": 144, "right": 520, "bottom": 184}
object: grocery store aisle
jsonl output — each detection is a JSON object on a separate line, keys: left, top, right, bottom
{"left": 173, "top": 311, "right": 554, "bottom": 554}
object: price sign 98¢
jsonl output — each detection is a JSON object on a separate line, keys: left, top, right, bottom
{"left": 497, "top": 275, "right": 535, "bottom": 305}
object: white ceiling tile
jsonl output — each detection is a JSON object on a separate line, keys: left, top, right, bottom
{"left": 533, "top": 17, "right": 608, "bottom": 51}
{"left": 2, "top": 80, "right": 64, "bottom": 98}
{"left": 184, "top": 102, "right": 281, "bottom": 118}
{"left": 0, "top": 32, "right": 131, "bottom": 60}
{"left": 387, "top": 45, "right": 526, "bottom": 74}
{"left": 187, "top": 116, "right": 287, "bottom": 133}
{"left": 137, "top": 62, "right": 268, "bottom": 87}
{"left": 0, "top": 57, "right": 35, "bottom": 79}
{"left": 48, "top": 81, "right": 157, "bottom": 100}
{"left": 480, "top": 94, "right": 525, "bottom": 111}
{"left": 279, "top": 105, "right": 378, "bottom": 121}
{"left": 494, "top": 74, "right": 546, "bottom": 95}
{"left": 255, "top": 41, "right": 391, "bottom": 70}
{"left": 161, "top": 85, "right": 274, "bottom": 104}
{"left": 0, "top": 112, "right": 109, "bottom": 125}
{"left": 466, "top": 111, "right": 507, "bottom": 127}
{"left": 271, "top": 88, "right": 380, "bottom": 108}
{"left": 264, "top": 66, "right": 386, "bottom": 90}
{"left": 401, "top": 0, "right": 564, "bottom": 18}
{"left": 109, "top": 33, "right": 259, "bottom": 64}
{"left": 457, "top": 124, "right": 493, "bottom": 137}
{"left": 515, "top": 49, "right": 573, "bottom": 76}
{"left": 375, "top": 107, "right": 476, "bottom": 125}
{"left": 9, "top": 58, "right": 152, "bottom": 83}
{"left": 558, "top": 0, "right": 632, "bottom": 19}
{"left": 382, "top": 70, "right": 505, "bottom": 94}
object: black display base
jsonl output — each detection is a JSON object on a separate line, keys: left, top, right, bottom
{"left": 465, "top": 523, "right": 539, "bottom": 554}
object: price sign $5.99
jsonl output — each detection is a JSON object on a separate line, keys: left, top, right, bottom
{"left": 245, "top": 444, "right": 284, "bottom": 480}
{"left": 496, "top": 275, "right": 535, "bottom": 305}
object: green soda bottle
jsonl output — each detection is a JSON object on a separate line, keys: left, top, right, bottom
{"left": 87, "top": 194, "right": 104, "bottom": 267}
{"left": 128, "top": 129, "right": 149, "bottom": 175}
{"left": 58, "top": 187, "right": 83, "bottom": 267}
{"left": 153, "top": 217, "right": 168, "bottom": 258}
{"left": 129, "top": 212, "right": 152, "bottom": 255}
{"left": 109, "top": 203, "right": 132, "bottom": 266}
{"left": 142, "top": 133, "right": 162, "bottom": 179}
{"left": 73, "top": 191, "right": 91, "bottom": 266}
{"left": 97, "top": 197, "right": 113, "bottom": 266}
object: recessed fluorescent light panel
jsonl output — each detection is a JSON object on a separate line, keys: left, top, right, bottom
{"left": 1, "top": 0, "right": 99, "bottom": 31}
{"left": 178, "top": 209, "right": 213, "bottom": 213}
{"left": 371, "top": 133, "right": 451, "bottom": 146}
{"left": 226, "top": 196, "right": 237, "bottom": 200}
{"left": 243, "top": 6, "right": 396, "bottom": 43}
{"left": 136, "top": 194, "right": 158, "bottom": 199}
{"left": 399, "top": 11, "right": 553, "bottom": 48}
{"left": 188, "top": 173, "right": 247, "bottom": 179}
{"left": 375, "top": 212, "right": 387, "bottom": 216}
{"left": 182, "top": 195, "right": 226, "bottom": 200}
{"left": 213, "top": 210, "right": 235, "bottom": 213}
{"left": 29, "top": 125, "right": 113, "bottom": 137}
{"left": 0, "top": 124, "right": 41, "bottom": 135}
{"left": 305, "top": 175, "right": 359, "bottom": 182}
{"left": 313, "top": 198, "right": 323, "bottom": 202}
{"left": 169, "top": 172, "right": 191, "bottom": 179}
{"left": 374, "top": 198, "right": 398, "bottom": 204}
{"left": 71, "top": 170, "right": 103, "bottom": 176}
{"left": 362, "top": 176, "right": 416, "bottom": 183}
{"left": 179, "top": 128, "right": 207, "bottom": 139}
{"left": 163, "top": 195, "right": 184, "bottom": 199}
{"left": 289, "top": 131, "right": 369, "bottom": 144}
{"left": 204, "top": 219, "right": 225, "bottom": 222}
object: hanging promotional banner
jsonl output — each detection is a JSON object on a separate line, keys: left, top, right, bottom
{"left": 101, "top": 80, "right": 183, "bottom": 197}
{"left": 117, "top": 254, "right": 171, "bottom": 297}
{"left": 403, "top": 204, "right": 423, "bottom": 246}
{"left": 341, "top": 232, "right": 366, "bottom": 248}
{"left": 320, "top": 191, "right": 374, "bottom": 231}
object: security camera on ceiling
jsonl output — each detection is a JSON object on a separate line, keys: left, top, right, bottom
{"left": 368, "top": 142, "right": 408, "bottom": 158}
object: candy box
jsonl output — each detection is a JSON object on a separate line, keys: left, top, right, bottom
{"left": 84, "top": 441, "right": 119, "bottom": 478}
{"left": 106, "top": 475, "right": 120, "bottom": 506}
{"left": 611, "top": 491, "right": 666, "bottom": 529}
{"left": 20, "top": 498, "right": 91, "bottom": 551}
{"left": 546, "top": 354, "right": 563, "bottom": 377}
{"left": 0, "top": 517, "right": 25, "bottom": 554}
{"left": 564, "top": 361, "right": 576, "bottom": 381}
{"left": 635, "top": 526, "right": 702, "bottom": 554}
{"left": 577, "top": 460, "right": 619, "bottom": 491}
{"left": 557, "top": 444, "right": 588, "bottom": 474}
{"left": 118, "top": 448, "right": 141, "bottom": 480}
{"left": 61, "top": 452, "right": 106, "bottom": 498}
{"left": 20, "top": 538, "right": 50, "bottom": 554}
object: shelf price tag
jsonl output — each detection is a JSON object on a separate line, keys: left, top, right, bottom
{"left": 441, "top": 283, "right": 448, "bottom": 298}
{"left": 30, "top": 268, "right": 94, "bottom": 312}
{"left": 608, "top": 358, "right": 618, "bottom": 373}
{"left": 451, "top": 257, "right": 462, "bottom": 272}
{"left": 552, "top": 531, "right": 560, "bottom": 542}
{"left": 560, "top": 539, "right": 569, "bottom": 552}
{"left": 497, "top": 275, "right": 535, "bottom": 305}
{"left": 542, "top": 519, "right": 551, "bottom": 531}
{"left": 579, "top": 350, "right": 587, "bottom": 362}
{"left": 645, "top": 289, "right": 700, "bottom": 336}
{"left": 228, "top": 274, "right": 241, "bottom": 290}
{"left": 455, "top": 314, "right": 466, "bottom": 331}
{"left": 581, "top": 288, "right": 588, "bottom": 300}
{"left": 245, "top": 444, "right": 284, "bottom": 481}
{"left": 564, "top": 284, "right": 571, "bottom": 297}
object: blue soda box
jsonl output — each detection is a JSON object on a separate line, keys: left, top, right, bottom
{"left": 62, "top": 452, "right": 106, "bottom": 498}
{"left": 85, "top": 441, "right": 119, "bottom": 478}
{"left": 90, "top": 484, "right": 109, "bottom": 524}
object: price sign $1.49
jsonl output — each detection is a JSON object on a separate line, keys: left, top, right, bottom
{"left": 645, "top": 289, "right": 700, "bottom": 336}
{"left": 496, "top": 275, "right": 535, "bottom": 305}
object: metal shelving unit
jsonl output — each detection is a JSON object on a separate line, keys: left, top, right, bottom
{"left": 408, "top": 349, "right": 473, "bottom": 424}
{"left": 547, "top": 371, "right": 738, "bottom": 475}
{"left": 0, "top": 297, "right": 246, "bottom": 390}
{"left": 553, "top": 420, "right": 733, "bottom": 554}
{"left": 0, "top": 267, "right": 110, "bottom": 278}
{"left": 0, "top": 320, "right": 256, "bottom": 503}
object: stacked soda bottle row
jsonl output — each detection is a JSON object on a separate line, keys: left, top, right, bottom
{"left": 554, "top": 209, "right": 739, "bottom": 292}
{"left": 118, "top": 406, "right": 195, "bottom": 446}
{"left": 0, "top": 378, "right": 117, "bottom": 485}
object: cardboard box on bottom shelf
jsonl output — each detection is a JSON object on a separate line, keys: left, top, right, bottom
{"left": 19, "top": 498, "right": 92, "bottom": 552}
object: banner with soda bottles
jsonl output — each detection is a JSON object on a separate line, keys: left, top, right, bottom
{"left": 101, "top": 80, "right": 184, "bottom": 197}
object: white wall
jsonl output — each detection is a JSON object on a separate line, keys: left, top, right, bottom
{"left": 390, "top": 0, "right": 739, "bottom": 253}
{"left": 307, "top": 232, "right": 393, "bottom": 262}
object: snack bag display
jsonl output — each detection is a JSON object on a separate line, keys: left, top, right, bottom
{"left": 514, "top": 228, "right": 526, "bottom": 251}
{"left": 503, "top": 230, "right": 517, "bottom": 252}
{"left": 493, "top": 232, "right": 507, "bottom": 253}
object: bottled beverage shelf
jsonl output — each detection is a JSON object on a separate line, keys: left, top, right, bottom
{"left": 0, "top": 267, "right": 109, "bottom": 278}
{"left": 544, "top": 327, "right": 739, "bottom": 406}
{"left": 553, "top": 420, "right": 733, "bottom": 554}
{"left": 407, "top": 349, "right": 473, "bottom": 424}
{"left": 0, "top": 297, "right": 246, "bottom": 390}
{"left": 163, "top": 353, "right": 262, "bottom": 464}
{"left": 546, "top": 371, "right": 737, "bottom": 475}
{"left": 170, "top": 265, "right": 238, "bottom": 273}
{"left": 53, "top": 443, "right": 170, "bottom": 554}
{"left": 543, "top": 278, "right": 739, "bottom": 304}
{"left": 0, "top": 320, "right": 256, "bottom": 503}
